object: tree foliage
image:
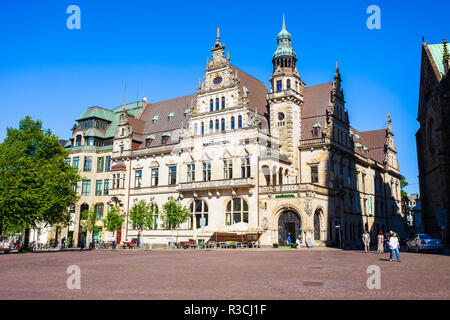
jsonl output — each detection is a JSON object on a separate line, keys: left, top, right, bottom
{"left": 400, "top": 175, "right": 409, "bottom": 202}
{"left": 129, "top": 200, "right": 153, "bottom": 230}
{"left": 161, "top": 198, "right": 190, "bottom": 230}
{"left": 80, "top": 209, "right": 97, "bottom": 233}
{"left": 0, "top": 116, "right": 80, "bottom": 236}
{"left": 103, "top": 206, "right": 124, "bottom": 233}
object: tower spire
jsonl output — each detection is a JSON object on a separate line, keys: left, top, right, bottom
{"left": 388, "top": 112, "right": 392, "bottom": 133}
{"left": 282, "top": 13, "right": 286, "bottom": 30}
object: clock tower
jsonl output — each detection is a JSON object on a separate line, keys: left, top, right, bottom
{"left": 267, "top": 16, "right": 304, "bottom": 170}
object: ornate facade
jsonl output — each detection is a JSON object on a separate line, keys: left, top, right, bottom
{"left": 63, "top": 19, "right": 405, "bottom": 247}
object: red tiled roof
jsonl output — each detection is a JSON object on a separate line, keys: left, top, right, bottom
{"left": 301, "top": 83, "right": 333, "bottom": 140}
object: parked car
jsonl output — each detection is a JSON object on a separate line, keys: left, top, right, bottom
{"left": 407, "top": 234, "right": 444, "bottom": 253}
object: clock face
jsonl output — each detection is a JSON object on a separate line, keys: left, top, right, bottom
{"left": 278, "top": 112, "right": 285, "bottom": 121}
{"left": 213, "top": 77, "right": 222, "bottom": 85}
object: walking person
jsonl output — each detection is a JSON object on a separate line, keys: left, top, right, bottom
{"left": 377, "top": 231, "right": 384, "bottom": 253}
{"left": 80, "top": 237, "right": 86, "bottom": 251}
{"left": 296, "top": 235, "right": 302, "bottom": 249}
{"left": 286, "top": 233, "right": 291, "bottom": 246}
{"left": 389, "top": 232, "right": 400, "bottom": 262}
{"left": 362, "top": 230, "right": 371, "bottom": 253}
{"left": 61, "top": 237, "right": 66, "bottom": 249}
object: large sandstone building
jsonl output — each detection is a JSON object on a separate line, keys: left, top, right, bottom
{"left": 416, "top": 38, "right": 450, "bottom": 245}
{"left": 61, "top": 19, "right": 405, "bottom": 247}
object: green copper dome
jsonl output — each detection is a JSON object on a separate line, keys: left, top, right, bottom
{"left": 273, "top": 15, "right": 296, "bottom": 60}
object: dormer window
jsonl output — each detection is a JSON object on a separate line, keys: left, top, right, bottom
{"left": 145, "top": 134, "right": 155, "bottom": 147}
{"left": 168, "top": 112, "right": 174, "bottom": 119}
{"left": 312, "top": 123, "right": 322, "bottom": 136}
{"left": 152, "top": 115, "right": 159, "bottom": 123}
{"left": 162, "top": 132, "right": 171, "bottom": 145}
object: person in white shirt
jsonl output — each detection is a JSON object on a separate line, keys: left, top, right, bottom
{"left": 389, "top": 232, "right": 400, "bottom": 262}
{"left": 362, "top": 230, "right": 371, "bottom": 253}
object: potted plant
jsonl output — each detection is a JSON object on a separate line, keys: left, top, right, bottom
{"left": 272, "top": 243, "right": 279, "bottom": 248}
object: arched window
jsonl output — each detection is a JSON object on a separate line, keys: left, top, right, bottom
{"left": 278, "top": 168, "right": 283, "bottom": 185}
{"left": 210, "top": 120, "right": 214, "bottom": 132}
{"left": 221, "top": 97, "right": 225, "bottom": 109}
{"left": 238, "top": 115, "right": 243, "bottom": 128}
{"left": 287, "top": 79, "right": 291, "bottom": 90}
{"left": 231, "top": 116, "right": 235, "bottom": 130}
{"left": 221, "top": 118, "right": 225, "bottom": 131}
{"left": 210, "top": 99, "right": 214, "bottom": 112}
{"left": 189, "top": 200, "right": 209, "bottom": 230}
{"left": 216, "top": 98, "right": 219, "bottom": 111}
{"left": 151, "top": 204, "right": 159, "bottom": 229}
{"left": 314, "top": 210, "right": 321, "bottom": 240}
{"left": 201, "top": 122, "right": 204, "bottom": 136}
{"left": 215, "top": 119, "right": 219, "bottom": 131}
{"left": 80, "top": 204, "right": 89, "bottom": 220}
{"left": 226, "top": 198, "right": 248, "bottom": 225}
{"left": 194, "top": 123, "right": 198, "bottom": 136}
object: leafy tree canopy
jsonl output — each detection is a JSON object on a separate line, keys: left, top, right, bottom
{"left": 0, "top": 116, "right": 80, "bottom": 235}
{"left": 161, "top": 198, "right": 190, "bottom": 230}
{"left": 129, "top": 200, "right": 153, "bottom": 230}
{"left": 103, "top": 206, "right": 124, "bottom": 233}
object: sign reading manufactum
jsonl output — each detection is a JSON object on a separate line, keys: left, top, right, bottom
{"left": 203, "top": 140, "right": 230, "bottom": 147}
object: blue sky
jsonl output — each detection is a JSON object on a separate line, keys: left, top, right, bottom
{"left": 1, "top": 0, "right": 448, "bottom": 194}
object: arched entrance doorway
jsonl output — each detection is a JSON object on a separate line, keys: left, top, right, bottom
{"left": 278, "top": 210, "right": 301, "bottom": 245}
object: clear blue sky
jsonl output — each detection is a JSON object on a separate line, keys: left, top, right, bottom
{"left": 1, "top": 0, "right": 448, "bottom": 194}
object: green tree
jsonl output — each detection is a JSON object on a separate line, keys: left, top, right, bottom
{"left": 161, "top": 198, "right": 190, "bottom": 243}
{"left": 80, "top": 209, "right": 98, "bottom": 246}
{"left": 0, "top": 116, "right": 80, "bottom": 248}
{"left": 400, "top": 175, "right": 409, "bottom": 202}
{"left": 103, "top": 205, "right": 124, "bottom": 237}
{"left": 129, "top": 200, "right": 153, "bottom": 230}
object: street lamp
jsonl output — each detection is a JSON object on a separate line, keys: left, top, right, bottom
{"left": 335, "top": 225, "right": 342, "bottom": 249}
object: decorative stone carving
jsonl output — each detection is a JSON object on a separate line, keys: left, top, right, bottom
{"left": 304, "top": 198, "right": 313, "bottom": 216}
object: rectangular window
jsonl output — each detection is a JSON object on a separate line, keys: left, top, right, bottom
{"left": 65, "top": 158, "right": 71, "bottom": 165}
{"left": 72, "top": 182, "right": 78, "bottom": 193}
{"left": 95, "top": 204, "right": 104, "bottom": 220}
{"left": 103, "top": 179, "right": 109, "bottom": 196}
{"left": 83, "top": 156, "right": 92, "bottom": 172}
{"left": 95, "top": 180, "right": 103, "bottom": 196}
{"left": 276, "top": 80, "right": 282, "bottom": 92}
{"left": 311, "top": 166, "right": 319, "bottom": 184}
{"left": 105, "top": 156, "right": 111, "bottom": 172}
{"left": 81, "top": 180, "right": 91, "bottom": 196}
{"left": 187, "top": 164, "right": 195, "bottom": 182}
{"left": 224, "top": 160, "right": 233, "bottom": 180}
{"left": 241, "top": 158, "right": 250, "bottom": 178}
{"left": 135, "top": 170, "right": 142, "bottom": 188}
{"left": 169, "top": 166, "right": 177, "bottom": 185}
{"left": 151, "top": 168, "right": 159, "bottom": 186}
{"left": 97, "top": 157, "right": 104, "bottom": 173}
{"left": 203, "top": 163, "right": 211, "bottom": 181}
{"left": 72, "top": 157, "right": 79, "bottom": 171}
{"left": 362, "top": 174, "right": 366, "bottom": 192}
